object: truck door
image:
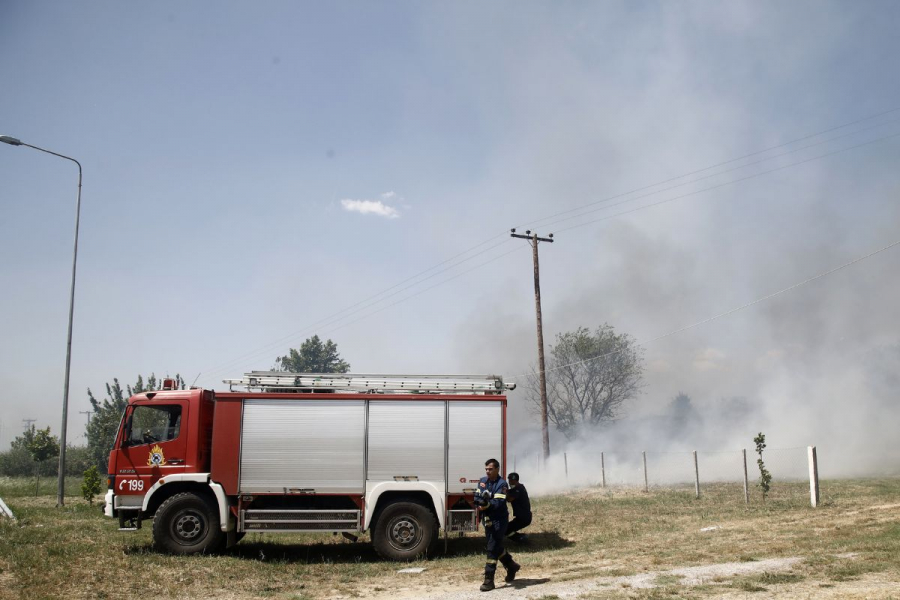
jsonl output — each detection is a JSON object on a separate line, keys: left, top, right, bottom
{"left": 447, "top": 401, "right": 503, "bottom": 494}
{"left": 115, "top": 402, "right": 188, "bottom": 498}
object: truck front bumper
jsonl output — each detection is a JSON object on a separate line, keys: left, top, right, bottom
{"left": 103, "top": 490, "right": 114, "bottom": 517}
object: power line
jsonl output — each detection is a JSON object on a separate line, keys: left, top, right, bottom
{"left": 554, "top": 130, "right": 900, "bottom": 234}
{"left": 209, "top": 127, "right": 897, "bottom": 381}
{"left": 201, "top": 108, "right": 900, "bottom": 381}
{"left": 320, "top": 245, "right": 528, "bottom": 336}
{"left": 528, "top": 117, "right": 900, "bottom": 233}
{"left": 513, "top": 236, "right": 900, "bottom": 379}
{"left": 203, "top": 235, "right": 515, "bottom": 380}
{"left": 517, "top": 108, "right": 900, "bottom": 231}
{"left": 301, "top": 129, "right": 900, "bottom": 362}
{"left": 207, "top": 243, "right": 530, "bottom": 382}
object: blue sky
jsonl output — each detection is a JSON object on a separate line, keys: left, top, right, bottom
{"left": 1, "top": 2, "right": 899, "bottom": 469}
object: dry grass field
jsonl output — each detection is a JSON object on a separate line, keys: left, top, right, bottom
{"left": 1, "top": 477, "right": 898, "bottom": 599}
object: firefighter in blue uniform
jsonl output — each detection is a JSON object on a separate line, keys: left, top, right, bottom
{"left": 505, "top": 472, "right": 532, "bottom": 542}
{"left": 474, "top": 458, "right": 520, "bottom": 591}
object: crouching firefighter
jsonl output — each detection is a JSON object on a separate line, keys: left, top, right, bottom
{"left": 474, "top": 458, "right": 521, "bottom": 592}
{"left": 505, "top": 472, "right": 532, "bottom": 542}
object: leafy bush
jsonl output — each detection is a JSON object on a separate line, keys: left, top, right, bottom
{"left": 0, "top": 445, "right": 93, "bottom": 477}
{"left": 81, "top": 466, "right": 102, "bottom": 504}
{"left": 0, "top": 447, "right": 50, "bottom": 477}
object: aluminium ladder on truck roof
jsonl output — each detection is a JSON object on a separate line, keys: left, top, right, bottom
{"left": 223, "top": 371, "right": 516, "bottom": 394}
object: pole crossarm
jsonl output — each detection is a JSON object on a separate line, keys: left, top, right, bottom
{"left": 510, "top": 232, "right": 554, "bottom": 243}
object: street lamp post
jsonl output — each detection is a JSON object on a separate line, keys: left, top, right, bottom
{"left": 1, "top": 135, "right": 82, "bottom": 507}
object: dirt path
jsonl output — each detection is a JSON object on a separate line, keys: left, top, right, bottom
{"left": 344, "top": 553, "right": 900, "bottom": 600}
{"left": 354, "top": 556, "right": 805, "bottom": 599}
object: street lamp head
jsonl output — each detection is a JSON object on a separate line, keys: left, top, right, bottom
{"left": 0, "top": 135, "right": 23, "bottom": 146}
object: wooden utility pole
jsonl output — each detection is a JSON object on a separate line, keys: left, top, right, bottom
{"left": 510, "top": 228, "right": 554, "bottom": 460}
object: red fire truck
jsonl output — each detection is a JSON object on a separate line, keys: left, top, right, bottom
{"left": 103, "top": 372, "right": 513, "bottom": 560}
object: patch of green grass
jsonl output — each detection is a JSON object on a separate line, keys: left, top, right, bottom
{"left": 652, "top": 573, "right": 685, "bottom": 586}
{"left": 754, "top": 571, "right": 804, "bottom": 584}
{"left": 732, "top": 580, "right": 767, "bottom": 592}
{"left": 825, "top": 560, "right": 886, "bottom": 582}
{"left": 603, "top": 567, "right": 638, "bottom": 577}
{"left": 0, "top": 475, "right": 84, "bottom": 499}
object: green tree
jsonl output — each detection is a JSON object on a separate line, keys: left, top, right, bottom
{"left": 22, "top": 426, "right": 60, "bottom": 496}
{"left": 274, "top": 335, "right": 350, "bottom": 373}
{"left": 527, "top": 324, "right": 644, "bottom": 439}
{"left": 10, "top": 425, "right": 36, "bottom": 451}
{"left": 85, "top": 374, "right": 184, "bottom": 474}
{"left": 81, "top": 466, "right": 102, "bottom": 505}
{"left": 63, "top": 445, "right": 94, "bottom": 476}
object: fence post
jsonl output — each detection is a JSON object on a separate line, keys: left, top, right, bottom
{"left": 601, "top": 452, "right": 606, "bottom": 488}
{"left": 807, "top": 446, "right": 820, "bottom": 508}
{"left": 742, "top": 449, "right": 750, "bottom": 504}
{"left": 693, "top": 450, "right": 700, "bottom": 499}
{"left": 642, "top": 451, "right": 648, "bottom": 492}
{"left": 564, "top": 452, "right": 568, "bottom": 481}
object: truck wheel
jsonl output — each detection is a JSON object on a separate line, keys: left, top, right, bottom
{"left": 153, "top": 492, "right": 224, "bottom": 555}
{"left": 372, "top": 501, "right": 437, "bottom": 561}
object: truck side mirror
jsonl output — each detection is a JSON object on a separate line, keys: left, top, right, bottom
{"left": 122, "top": 414, "right": 134, "bottom": 447}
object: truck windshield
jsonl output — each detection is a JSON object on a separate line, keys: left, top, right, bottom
{"left": 127, "top": 405, "right": 182, "bottom": 446}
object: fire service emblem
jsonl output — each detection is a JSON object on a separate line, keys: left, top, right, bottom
{"left": 147, "top": 444, "right": 167, "bottom": 466}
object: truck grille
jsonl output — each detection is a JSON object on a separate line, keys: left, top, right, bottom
{"left": 240, "top": 509, "right": 360, "bottom": 532}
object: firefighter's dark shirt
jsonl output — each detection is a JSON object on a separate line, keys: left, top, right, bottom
{"left": 475, "top": 475, "right": 510, "bottom": 523}
{"left": 507, "top": 483, "right": 531, "bottom": 517}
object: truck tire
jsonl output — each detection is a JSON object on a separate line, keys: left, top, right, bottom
{"left": 371, "top": 501, "right": 437, "bottom": 561}
{"left": 153, "top": 492, "right": 224, "bottom": 555}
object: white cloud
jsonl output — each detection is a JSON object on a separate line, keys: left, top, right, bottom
{"left": 340, "top": 198, "right": 400, "bottom": 219}
{"left": 380, "top": 191, "right": 397, "bottom": 200}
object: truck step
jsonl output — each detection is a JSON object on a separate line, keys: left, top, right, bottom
{"left": 117, "top": 509, "right": 142, "bottom": 530}
{"left": 240, "top": 509, "right": 361, "bottom": 533}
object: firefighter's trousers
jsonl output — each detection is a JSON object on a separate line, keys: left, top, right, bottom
{"left": 507, "top": 512, "right": 532, "bottom": 537}
{"left": 483, "top": 517, "right": 514, "bottom": 576}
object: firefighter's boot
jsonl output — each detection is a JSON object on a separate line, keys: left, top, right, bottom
{"left": 479, "top": 571, "right": 495, "bottom": 592}
{"left": 501, "top": 554, "right": 521, "bottom": 583}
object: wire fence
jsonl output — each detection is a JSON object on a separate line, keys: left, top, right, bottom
{"left": 510, "top": 446, "right": 818, "bottom": 505}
